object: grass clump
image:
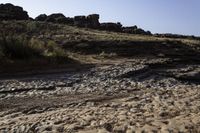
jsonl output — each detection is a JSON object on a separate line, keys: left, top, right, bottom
{"left": 0, "top": 36, "right": 41, "bottom": 59}
{"left": 0, "top": 34, "right": 68, "bottom": 62}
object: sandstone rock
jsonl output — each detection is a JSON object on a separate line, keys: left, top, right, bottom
{"left": 0, "top": 3, "right": 29, "bottom": 20}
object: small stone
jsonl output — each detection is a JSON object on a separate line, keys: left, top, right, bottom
{"left": 113, "top": 125, "right": 126, "bottom": 133}
{"left": 98, "top": 128, "right": 110, "bottom": 133}
{"left": 44, "top": 126, "right": 53, "bottom": 131}
{"left": 55, "top": 125, "right": 64, "bottom": 132}
{"left": 54, "top": 120, "right": 63, "bottom": 125}
{"left": 159, "top": 111, "right": 169, "bottom": 117}
{"left": 126, "top": 128, "right": 135, "bottom": 133}
{"left": 66, "top": 124, "right": 83, "bottom": 130}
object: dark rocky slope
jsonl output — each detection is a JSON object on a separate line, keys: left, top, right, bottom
{"left": 0, "top": 3, "right": 29, "bottom": 20}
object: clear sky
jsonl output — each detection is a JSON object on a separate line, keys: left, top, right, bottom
{"left": 1, "top": 0, "right": 200, "bottom": 36}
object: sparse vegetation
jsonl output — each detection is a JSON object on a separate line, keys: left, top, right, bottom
{"left": 0, "top": 20, "right": 200, "bottom": 72}
{"left": 0, "top": 34, "right": 67, "bottom": 61}
{"left": 0, "top": 35, "right": 41, "bottom": 59}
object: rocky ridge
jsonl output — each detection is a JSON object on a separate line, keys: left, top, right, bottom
{"left": 0, "top": 3, "right": 151, "bottom": 35}
{"left": 0, "top": 3, "right": 29, "bottom": 20}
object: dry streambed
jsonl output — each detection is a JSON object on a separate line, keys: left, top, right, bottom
{"left": 0, "top": 58, "right": 200, "bottom": 132}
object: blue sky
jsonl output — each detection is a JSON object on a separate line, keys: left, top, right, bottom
{"left": 1, "top": 0, "right": 200, "bottom": 36}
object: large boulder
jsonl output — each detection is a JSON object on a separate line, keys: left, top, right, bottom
{"left": 45, "top": 13, "right": 66, "bottom": 22}
{"left": 0, "top": 3, "right": 29, "bottom": 20}
{"left": 74, "top": 14, "right": 100, "bottom": 28}
{"left": 86, "top": 14, "right": 100, "bottom": 28}
{"left": 43, "top": 13, "right": 73, "bottom": 25}
{"left": 100, "top": 22, "right": 122, "bottom": 32}
{"left": 56, "top": 17, "right": 74, "bottom": 25}
{"left": 35, "top": 14, "right": 47, "bottom": 21}
{"left": 74, "top": 16, "right": 87, "bottom": 27}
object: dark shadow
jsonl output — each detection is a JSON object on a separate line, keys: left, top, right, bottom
{"left": 63, "top": 40, "right": 200, "bottom": 84}
{"left": 62, "top": 40, "right": 200, "bottom": 63}
{"left": 0, "top": 56, "right": 95, "bottom": 80}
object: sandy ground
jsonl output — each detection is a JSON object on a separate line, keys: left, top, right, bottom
{"left": 0, "top": 58, "right": 200, "bottom": 133}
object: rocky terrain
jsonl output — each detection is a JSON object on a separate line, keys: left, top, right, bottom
{"left": 0, "top": 57, "right": 200, "bottom": 133}
{"left": 0, "top": 3, "right": 29, "bottom": 20}
{"left": 0, "top": 3, "right": 200, "bottom": 133}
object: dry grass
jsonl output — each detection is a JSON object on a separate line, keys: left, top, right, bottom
{"left": 0, "top": 20, "right": 200, "bottom": 65}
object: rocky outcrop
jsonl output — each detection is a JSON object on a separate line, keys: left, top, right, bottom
{"left": 0, "top": 3, "right": 152, "bottom": 35}
{"left": 0, "top": 3, "right": 29, "bottom": 20}
{"left": 35, "top": 14, "right": 47, "bottom": 21}
{"left": 57, "top": 17, "right": 74, "bottom": 25}
{"left": 74, "top": 14, "right": 100, "bottom": 28}
{"left": 34, "top": 12, "right": 150, "bottom": 35}
{"left": 86, "top": 14, "right": 100, "bottom": 28}
{"left": 74, "top": 16, "right": 87, "bottom": 27}
{"left": 122, "top": 26, "right": 138, "bottom": 33}
{"left": 123, "top": 26, "right": 151, "bottom": 35}
{"left": 35, "top": 13, "right": 74, "bottom": 25}
{"left": 45, "top": 13, "right": 66, "bottom": 23}
{"left": 100, "top": 22, "right": 122, "bottom": 32}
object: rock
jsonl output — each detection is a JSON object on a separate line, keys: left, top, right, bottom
{"left": 54, "top": 125, "right": 64, "bottom": 132}
{"left": 103, "top": 123, "right": 113, "bottom": 132}
{"left": 35, "top": 14, "right": 47, "bottom": 21}
{"left": 74, "top": 14, "right": 100, "bottom": 28}
{"left": 86, "top": 14, "right": 100, "bottom": 28}
{"left": 100, "top": 22, "right": 122, "bottom": 32}
{"left": 122, "top": 26, "right": 138, "bottom": 34}
{"left": 57, "top": 17, "right": 74, "bottom": 25}
{"left": 45, "top": 13, "right": 66, "bottom": 23}
{"left": 159, "top": 111, "right": 169, "bottom": 117}
{"left": 113, "top": 125, "right": 127, "bottom": 133}
{"left": 126, "top": 126, "right": 136, "bottom": 133}
{"left": 98, "top": 128, "right": 110, "bottom": 133}
{"left": 44, "top": 126, "right": 53, "bottom": 131}
{"left": 0, "top": 3, "right": 29, "bottom": 20}
{"left": 38, "top": 13, "right": 74, "bottom": 25}
{"left": 122, "top": 26, "right": 151, "bottom": 35}
{"left": 74, "top": 15, "right": 87, "bottom": 27}
{"left": 65, "top": 124, "right": 84, "bottom": 131}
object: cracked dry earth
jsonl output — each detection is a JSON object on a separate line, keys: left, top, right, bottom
{"left": 0, "top": 58, "right": 200, "bottom": 133}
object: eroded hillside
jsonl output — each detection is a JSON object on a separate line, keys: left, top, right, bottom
{"left": 0, "top": 20, "right": 200, "bottom": 132}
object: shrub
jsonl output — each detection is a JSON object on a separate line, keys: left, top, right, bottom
{"left": 0, "top": 35, "right": 42, "bottom": 59}
{"left": 44, "top": 40, "right": 67, "bottom": 58}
